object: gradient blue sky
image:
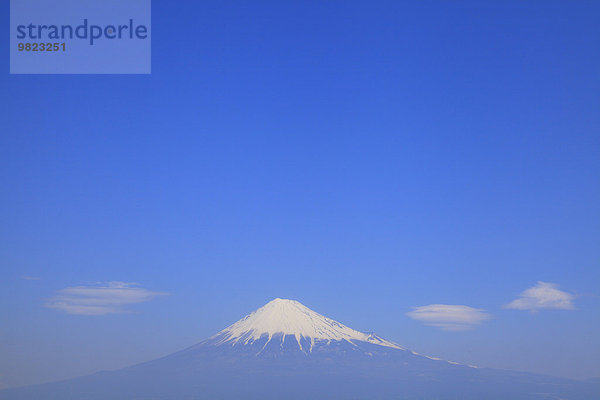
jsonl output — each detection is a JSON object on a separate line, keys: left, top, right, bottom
{"left": 1, "top": 0, "right": 599, "bottom": 389}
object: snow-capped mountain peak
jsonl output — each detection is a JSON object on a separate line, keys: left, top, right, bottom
{"left": 209, "top": 298, "right": 403, "bottom": 350}
{"left": 8, "top": 297, "right": 595, "bottom": 400}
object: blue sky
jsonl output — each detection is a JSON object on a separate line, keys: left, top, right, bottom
{"left": 1, "top": 0, "right": 599, "bottom": 388}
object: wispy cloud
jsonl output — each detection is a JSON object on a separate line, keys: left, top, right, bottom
{"left": 45, "top": 281, "right": 167, "bottom": 315}
{"left": 407, "top": 304, "right": 492, "bottom": 331}
{"left": 505, "top": 281, "right": 574, "bottom": 311}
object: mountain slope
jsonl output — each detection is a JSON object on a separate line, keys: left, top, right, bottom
{"left": 1, "top": 298, "right": 598, "bottom": 400}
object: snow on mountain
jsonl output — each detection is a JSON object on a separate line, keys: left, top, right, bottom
{"left": 208, "top": 298, "right": 403, "bottom": 351}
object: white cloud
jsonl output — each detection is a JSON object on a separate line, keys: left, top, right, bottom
{"left": 505, "top": 281, "right": 574, "bottom": 311}
{"left": 45, "top": 281, "right": 167, "bottom": 315}
{"left": 407, "top": 304, "right": 492, "bottom": 331}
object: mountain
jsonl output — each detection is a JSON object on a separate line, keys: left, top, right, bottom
{"left": 1, "top": 298, "right": 598, "bottom": 400}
